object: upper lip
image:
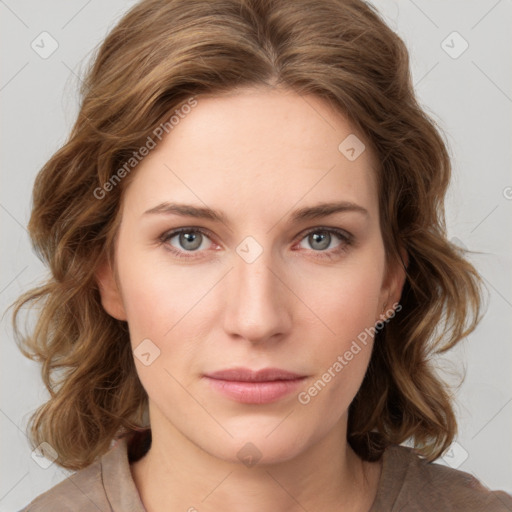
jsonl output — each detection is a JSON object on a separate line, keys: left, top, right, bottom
{"left": 205, "top": 367, "right": 305, "bottom": 382}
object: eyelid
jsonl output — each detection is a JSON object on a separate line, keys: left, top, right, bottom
{"left": 160, "top": 226, "right": 352, "bottom": 244}
{"left": 297, "top": 226, "right": 353, "bottom": 242}
{"left": 160, "top": 226, "right": 217, "bottom": 243}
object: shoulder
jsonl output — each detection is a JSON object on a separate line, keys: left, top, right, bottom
{"left": 372, "top": 444, "right": 512, "bottom": 511}
{"left": 18, "top": 458, "right": 107, "bottom": 511}
{"left": 18, "top": 436, "right": 145, "bottom": 512}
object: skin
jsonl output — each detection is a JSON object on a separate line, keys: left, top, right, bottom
{"left": 96, "top": 85, "right": 406, "bottom": 512}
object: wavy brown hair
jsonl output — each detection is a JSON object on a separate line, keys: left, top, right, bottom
{"left": 11, "top": 0, "right": 483, "bottom": 471}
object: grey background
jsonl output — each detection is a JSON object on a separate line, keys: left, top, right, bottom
{"left": 1, "top": 0, "right": 511, "bottom": 509}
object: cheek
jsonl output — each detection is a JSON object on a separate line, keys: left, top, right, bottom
{"left": 115, "top": 253, "right": 220, "bottom": 389}
{"left": 295, "top": 272, "right": 381, "bottom": 414}
{"left": 116, "top": 260, "right": 203, "bottom": 399}
{"left": 300, "top": 258, "right": 385, "bottom": 343}
{"left": 117, "top": 253, "right": 210, "bottom": 339}
{"left": 293, "top": 249, "right": 385, "bottom": 399}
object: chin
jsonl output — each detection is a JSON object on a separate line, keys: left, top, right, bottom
{"left": 199, "top": 417, "right": 318, "bottom": 467}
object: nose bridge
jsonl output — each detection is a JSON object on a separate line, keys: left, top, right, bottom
{"left": 235, "top": 254, "right": 276, "bottom": 304}
{"left": 223, "top": 240, "right": 291, "bottom": 343}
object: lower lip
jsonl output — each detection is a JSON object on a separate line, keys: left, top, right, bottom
{"left": 204, "top": 377, "right": 306, "bottom": 404}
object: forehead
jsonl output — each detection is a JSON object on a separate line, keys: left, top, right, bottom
{"left": 122, "top": 87, "right": 379, "bottom": 221}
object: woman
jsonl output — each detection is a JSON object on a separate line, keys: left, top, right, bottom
{"left": 12, "top": 0, "right": 512, "bottom": 510}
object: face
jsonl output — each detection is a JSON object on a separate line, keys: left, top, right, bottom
{"left": 97, "top": 86, "right": 404, "bottom": 465}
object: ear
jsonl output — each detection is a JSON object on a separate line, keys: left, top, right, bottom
{"left": 95, "top": 256, "right": 127, "bottom": 321}
{"left": 378, "top": 247, "right": 408, "bottom": 321}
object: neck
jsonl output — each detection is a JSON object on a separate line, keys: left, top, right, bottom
{"left": 130, "top": 410, "right": 382, "bottom": 512}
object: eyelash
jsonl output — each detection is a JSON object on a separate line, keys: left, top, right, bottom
{"left": 159, "top": 226, "right": 353, "bottom": 261}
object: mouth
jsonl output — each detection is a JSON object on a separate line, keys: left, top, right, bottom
{"left": 203, "top": 367, "right": 307, "bottom": 404}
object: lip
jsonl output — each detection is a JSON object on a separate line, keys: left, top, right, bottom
{"left": 203, "top": 367, "right": 307, "bottom": 404}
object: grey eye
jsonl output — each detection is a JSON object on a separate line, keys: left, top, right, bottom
{"left": 170, "top": 231, "right": 207, "bottom": 251}
{"left": 307, "top": 231, "right": 334, "bottom": 251}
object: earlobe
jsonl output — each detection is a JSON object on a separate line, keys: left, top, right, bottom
{"left": 95, "top": 257, "right": 127, "bottom": 321}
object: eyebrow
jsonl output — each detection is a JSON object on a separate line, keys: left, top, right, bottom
{"left": 143, "top": 200, "right": 368, "bottom": 225}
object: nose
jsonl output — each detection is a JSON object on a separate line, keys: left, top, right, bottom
{"left": 222, "top": 247, "right": 292, "bottom": 344}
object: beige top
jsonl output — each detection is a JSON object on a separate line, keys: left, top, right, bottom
{"left": 20, "top": 431, "right": 512, "bottom": 511}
